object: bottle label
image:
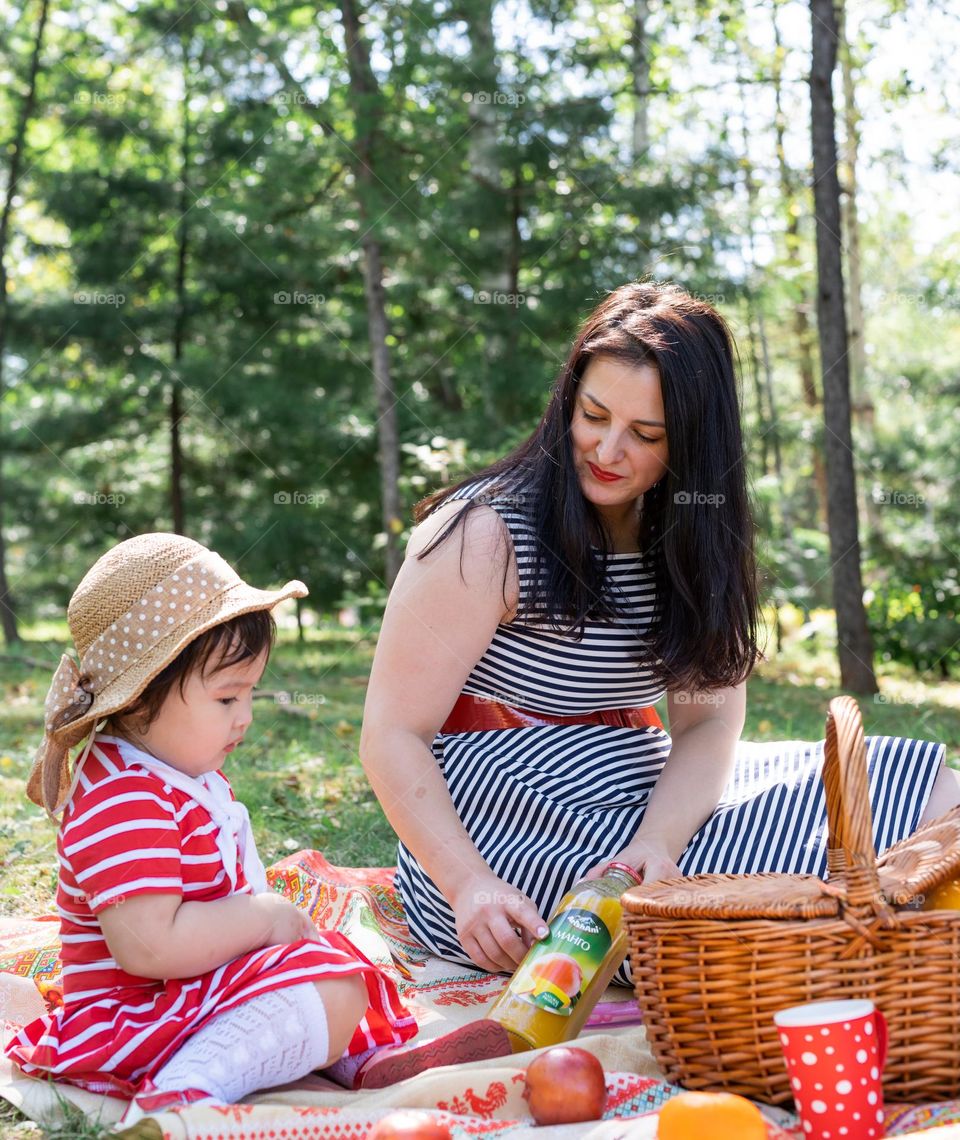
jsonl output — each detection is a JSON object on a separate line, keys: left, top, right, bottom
{"left": 507, "top": 907, "right": 612, "bottom": 1016}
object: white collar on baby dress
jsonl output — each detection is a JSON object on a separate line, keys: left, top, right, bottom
{"left": 88, "top": 734, "right": 269, "bottom": 894}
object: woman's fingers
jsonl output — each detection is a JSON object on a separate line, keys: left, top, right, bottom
{"left": 490, "top": 913, "right": 533, "bottom": 967}
{"left": 454, "top": 873, "right": 549, "bottom": 972}
{"left": 505, "top": 897, "right": 549, "bottom": 945}
{"left": 467, "top": 927, "right": 515, "bottom": 973}
{"left": 473, "top": 900, "right": 546, "bottom": 971}
{"left": 461, "top": 902, "right": 546, "bottom": 972}
{"left": 642, "top": 858, "right": 683, "bottom": 884}
{"left": 467, "top": 908, "right": 532, "bottom": 972}
{"left": 628, "top": 850, "right": 681, "bottom": 884}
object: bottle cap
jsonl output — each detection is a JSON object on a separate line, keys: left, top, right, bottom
{"left": 604, "top": 861, "right": 643, "bottom": 886}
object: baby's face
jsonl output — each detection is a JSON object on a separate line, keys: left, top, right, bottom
{"left": 133, "top": 647, "right": 269, "bottom": 777}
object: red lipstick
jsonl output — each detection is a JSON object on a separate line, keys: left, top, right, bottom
{"left": 587, "top": 462, "right": 624, "bottom": 483}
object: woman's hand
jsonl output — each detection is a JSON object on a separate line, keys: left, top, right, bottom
{"left": 251, "top": 891, "right": 319, "bottom": 946}
{"left": 451, "top": 871, "right": 549, "bottom": 974}
{"left": 581, "top": 838, "right": 683, "bottom": 886}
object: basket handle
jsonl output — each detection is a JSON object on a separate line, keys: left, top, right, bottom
{"left": 822, "top": 695, "right": 885, "bottom": 910}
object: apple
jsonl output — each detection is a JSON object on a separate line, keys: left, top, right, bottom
{"left": 366, "top": 1109, "right": 452, "bottom": 1139}
{"left": 523, "top": 1045, "right": 608, "bottom": 1125}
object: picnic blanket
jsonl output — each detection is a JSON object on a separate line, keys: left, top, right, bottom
{"left": 3, "top": 850, "right": 960, "bottom": 1139}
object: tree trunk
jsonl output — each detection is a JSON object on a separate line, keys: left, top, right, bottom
{"left": 838, "top": 0, "right": 867, "bottom": 413}
{"left": 838, "top": 0, "right": 882, "bottom": 543}
{"left": 809, "top": 0, "right": 877, "bottom": 694}
{"left": 171, "top": 37, "right": 191, "bottom": 536}
{"left": 630, "top": 0, "right": 651, "bottom": 161}
{"left": 746, "top": 316, "right": 770, "bottom": 476}
{"left": 462, "top": 0, "right": 503, "bottom": 198}
{"left": 773, "top": 0, "right": 827, "bottom": 529}
{"left": 460, "top": 0, "right": 511, "bottom": 293}
{"left": 506, "top": 165, "right": 522, "bottom": 364}
{"left": 340, "top": 0, "right": 402, "bottom": 586}
{"left": 460, "top": 0, "right": 521, "bottom": 411}
{"left": 170, "top": 382, "right": 185, "bottom": 534}
{"left": 738, "top": 85, "right": 782, "bottom": 486}
{"left": 0, "top": 0, "right": 50, "bottom": 644}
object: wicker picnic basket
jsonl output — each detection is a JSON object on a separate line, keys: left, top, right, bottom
{"left": 623, "top": 695, "right": 960, "bottom": 1105}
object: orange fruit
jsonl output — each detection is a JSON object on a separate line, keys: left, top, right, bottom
{"left": 657, "top": 1091, "right": 767, "bottom": 1140}
{"left": 531, "top": 953, "right": 582, "bottom": 996}
{"left": 923, "top": 879, "right": 960, "bottom": 910}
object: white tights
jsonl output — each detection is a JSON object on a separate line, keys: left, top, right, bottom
{"left": 152, "top": 983, "right": 329, "bottom": 1103}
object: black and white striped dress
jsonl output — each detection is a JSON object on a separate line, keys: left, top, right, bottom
{"left": 395, "top": 484, "right": 944, "bottom": 981}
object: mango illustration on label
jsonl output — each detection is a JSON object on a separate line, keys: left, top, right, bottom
{"left": 509, "top": 908, "right": 612, "bottom": 1015}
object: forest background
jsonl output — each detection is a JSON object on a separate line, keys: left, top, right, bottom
{"left": 1, "top": 0, "right": 959, "bottom": 687}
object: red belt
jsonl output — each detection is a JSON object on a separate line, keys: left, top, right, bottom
{"left": 441, "top": 693, "right": 664, "bottom": 734}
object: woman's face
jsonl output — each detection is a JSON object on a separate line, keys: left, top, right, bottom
{"left": 570, "top": 355, "right": 670, "bottom": 518}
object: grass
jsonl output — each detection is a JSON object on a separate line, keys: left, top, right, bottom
{"left": 0, "top": 1088, "right": 117, "bottom": 1140}
{"left": 1, "top": 616, "right": 958, "bottom": 1136}
{"left": 0, "top": 1099, "right": 40, "bottom": 1140}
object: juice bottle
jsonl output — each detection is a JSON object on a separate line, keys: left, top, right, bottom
{"left": 485, "top": 862, "right": 642, "bottom": 1052}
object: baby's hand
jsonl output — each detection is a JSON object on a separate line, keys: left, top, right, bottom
{"left": 252, "top": 892, "right": 318, "bottom": 946}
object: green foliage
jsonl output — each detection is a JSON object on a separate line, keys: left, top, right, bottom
{"left": 866, "top": 569, "right": 960, "bottom": 678}
{"left": 0, "top": 0, "right": 957, "bottom": 674}
{"left": 0, "top": 0, "right": 723, "bottom": 621}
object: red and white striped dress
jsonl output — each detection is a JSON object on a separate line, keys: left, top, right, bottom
{"left": 5, "top": 739, "right": 416, "bottom": 1098}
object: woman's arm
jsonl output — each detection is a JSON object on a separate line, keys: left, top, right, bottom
{"left": 360, "top": 501, "right": 548, "bottom": 972}
{"left": 585, "top": 681, "right": 746, "bottom": 882}
{"left": 99, "top": 889, "right": 317, "bottom": 979}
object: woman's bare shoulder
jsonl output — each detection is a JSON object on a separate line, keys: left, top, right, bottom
{"left": 406, "top": 499, "right": 511, "bottom": 563}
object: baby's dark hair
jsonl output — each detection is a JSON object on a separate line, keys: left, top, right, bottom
{"left": 106, "top": 610, "right": 275, "bottom": 733}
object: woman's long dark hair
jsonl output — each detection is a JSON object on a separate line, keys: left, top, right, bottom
{"left": 416, "top": 280, "right": 759, "bottom": 692}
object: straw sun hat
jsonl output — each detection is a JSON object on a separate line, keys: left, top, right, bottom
{"left": 28, "top": 533, "right": 307, "bottom": 814}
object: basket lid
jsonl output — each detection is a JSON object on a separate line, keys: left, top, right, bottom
{"left": 622, "top": 803, "right": 960, "bottom": 921}
{"left": 876, "top": 807, "right": 960, "bottom": 905}
{"left": 622, "top": 871, "right": 841, "bottom": 920}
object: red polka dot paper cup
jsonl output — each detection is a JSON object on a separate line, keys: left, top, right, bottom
{"left": 774, "top": 999, "right": 888, "bottom": 1140}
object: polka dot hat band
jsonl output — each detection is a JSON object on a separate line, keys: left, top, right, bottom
{"left": 28, "top": 533, "right": 307, "bottom": 815}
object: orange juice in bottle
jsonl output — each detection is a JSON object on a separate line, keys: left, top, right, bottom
{"left": 485, "top": 862, "right": 642, "bottom": 1052}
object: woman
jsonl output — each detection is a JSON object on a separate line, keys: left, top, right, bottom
{"left": 360, "top": 281, "right": 958, "bottom": 979}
